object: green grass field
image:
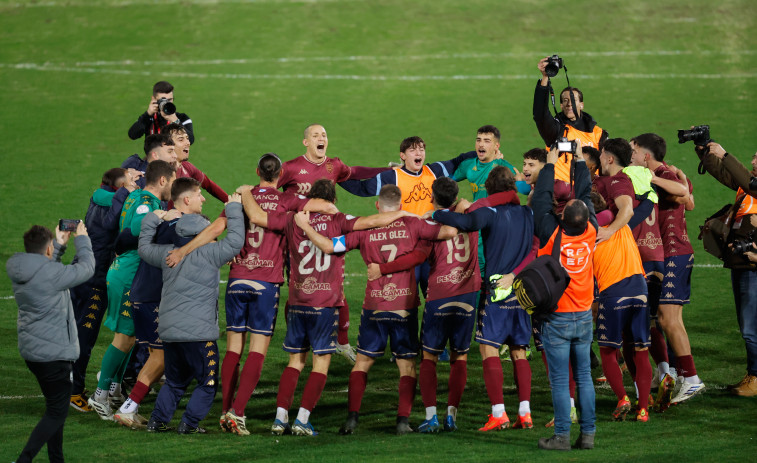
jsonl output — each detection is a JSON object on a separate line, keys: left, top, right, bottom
{"left": 2, "top": 0, "right": 757, "bottom": 461}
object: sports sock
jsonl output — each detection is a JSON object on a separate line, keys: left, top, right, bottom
{"left": 570, "top": 397, "right": 575, "bottom": 408}
{"left": 337, "top": 303, "right": 350, "bottom": 345}
{"left": 649, "top": 326, "right": 669, "bottom": 364}
{"left": 221, "top": 351, "right": 241, "bottom": 413}
{"left": 492, "top": 403, "right": 505, "bottom": 418}
{"left": 518, "top": 400, "right": 530, "bottom": 416}
{"left": 600, "top": 346, "right": 627, "bottom": 400}
{"left": 513, "top": 359, "right": 532, "bottom": 403}
{"left": 126, "top": 380, "right": 150, "bottom": 407}
{"left": 658, "top": 361, "right": 671, "bottom": 377}
{"left": 622, "top": 341, "right": 637, "bottom": 378}
{"left": 447, "top": 359, "right": 467, "bottom": 408}
{"left": 96, "top": 344, "right": 128, "bottom": 392}
{"left": 447, "top": 406, "right": 457, "bottom": 421}
{"left": 295, "top": 407, "right": 311, "bottom": 424}
{"left": 425, "top": 406, "right": 437, "bottom": 420}
{"left": 397, "top": 375, "right": 416, "bottom": 418}
{"left": 275, "top": 407, "right": 288, "bottom": 423}
{"left": 119, "top": 398, "right": 138, "bottom": 414}
{"left": 300, "top": 372, "right": 328, "bottom": 412}
{"left": 677, "top": 354, "right": 698, "bottom": 380}
{"left": 232, "top": 352, "right": 265, "bottom": 416}
{"left": 419, "top": 358, "right": 437, "bottom": 408}
{"left": 109, "top": 382, "right": 121, "bottom": 396}
{"left": 348, "top": 371, "right": 368, "bottom": 413}
{"left": 634, "top": 350, "right": 653, "bottom": 410}
{"left": 482, "top": 357, "right": 504, "bottom": 407}
{"left": 275, "top": 367, "right": 301, "bottom": 410}
{"left": 113, "top": 347, "right": 133, "bottom": 384}
{"left": 94, "top": 388, "right": 107, "bottom": 402}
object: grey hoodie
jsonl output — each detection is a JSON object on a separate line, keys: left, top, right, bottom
{"left": 6, "top": 235, "right": 95, "bottom": 362}
{"left": 138, "top": 202, "right": 244, "bottom": 342}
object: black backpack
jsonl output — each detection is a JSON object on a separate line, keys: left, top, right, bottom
{"left": 513, "top": 227, "right": 570, "bottom": 318}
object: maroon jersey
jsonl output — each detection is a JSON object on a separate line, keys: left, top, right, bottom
{"left": 592, "top": 171, "right": 635, "bottom": 216}
{"left": 227, "top": 187, "right": 308, "bottom": 283}
{"left": 277, "top": 155, "right": 353, "bottom": 196}
{"left": 426, "top": 230, "right": 482, "bottom": 302}
{"left": 631, "top": 197, "right": 664, "bottom": 263}
{"left": 345, "top": 216, "right": 442, "bottom": 311}
{"left": 177, "top": 160, "right": 228, "bottom": 203}
{"left": 655, "top": 165, "right": 694, "bottom": 257}
{"left": 268, "top": 211, "right": 358, "bottom": 307}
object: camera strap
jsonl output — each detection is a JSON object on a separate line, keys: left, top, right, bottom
{"left": 548, "top": 78, "right": 559, "bottom": 117}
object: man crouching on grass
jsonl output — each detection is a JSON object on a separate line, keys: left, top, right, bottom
{"left": 138, "top": 193, "right": 244, "bottom": 434}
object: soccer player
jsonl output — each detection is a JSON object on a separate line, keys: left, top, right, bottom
{"left": 243, "top": 179, "right": 410, "bottom": 436}
{"left": 432, "top": 168, "right": 536, "bottom": 431}
{"left": 113, "top": 178, "right": 204, "bottom": 429}
{"left": 121, "top": 133, "right": 178, "bottom": 189}
{"left": 69, "top": 168, "right": 136, "bottom": 412}
{"left": 138, "top": 195, "right": 244, "bottom": 434}
{"left": 219, "top": 154, "right": 336, "bottom": 436}
{"left": 631, "top": 133, "right": 705, "bottom": 404}
{"left": 366, "top": 177, "right": 483, "bottom": 432}
{"left": 165, "top": 123, "right": 229, "bottom": 202}
{"left": 297, "top": 185, "right": 457, "bottom": 435}
{"left": 88, "top": 160, "right": 176, "bottom": 420}
{"left": 592, "top": 138, "right": 654, "bottom": 422}
{"left": 277, "top": 124, "right": 391, "bottom": 361}
{"left": 128, "top": 80, "right": 194, "bottom": 144}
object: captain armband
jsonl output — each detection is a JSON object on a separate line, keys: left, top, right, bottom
{"left": 332, "top": 235, "right": 347, "bottom": 253}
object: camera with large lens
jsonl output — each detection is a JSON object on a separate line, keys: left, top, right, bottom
{"left": 544, "top": 54, "right": 564, "bottom": 78}
{"left": 677, "top": 125, "right": 711, "bottom": 146}
{"left": 157, "top": 97, "right": 176, "bottom": 116}
{"left": 554, "top": 136, "right": 577, "bottom": 154}
{"left": 731, "top": 231, "right": 757, "bottom": 255}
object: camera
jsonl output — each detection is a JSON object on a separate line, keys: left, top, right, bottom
{"left": 59, "top": 219, "right": 81, "bottom": 232}
{"left": 555, "top": 137, "right": 577, "bottom": 154}
{"left": 157, "top": 97, "right": 176, "bottom": 116}
{"left": 544, "top": 54, "right": 564, "bottom": 78}
{"left": 677, "top": 125, "right": 711, "bottom": 146}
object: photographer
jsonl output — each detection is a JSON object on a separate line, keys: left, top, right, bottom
{"left": 533, "top": 56, "right": 608, "bottom": 154}
{"left": 128, "top": 81, "right": 195, "bottom": 144}
{"left": 696, "top": 142, "right": 757, "bottom": 397}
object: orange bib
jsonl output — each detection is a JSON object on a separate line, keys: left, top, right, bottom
{"left": 396, "top": 166, "right": 437, "bottom": 216}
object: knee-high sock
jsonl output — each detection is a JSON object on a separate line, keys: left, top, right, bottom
{"left": 600, "top": 347, "right": 627, "bottom": 400}
{"left": 127, "top": 381, "right": 150, "bottom": 405}
{"left": 348, "top": 371, "right": 368, "bottom": 413}
{"left": 300, "top": 372, "right": 328, "bottom": 412}
{"left": 677, "top": 354, "right": 697, "bottom": 379}
{"left": 97, "top": 344, "right": 129, "bottom": 392}
{"left": 419, "top": 359, "right": 437, "bottom": 408}
{"left": 397, "top": 375, "right": 416, "bottom": 418}
{"left": 649, "top": 325, "right": 669, "bottom": 365}
{"left": 634, "top": 350, "right": 653, "bottom": 410}
{"left": 513, "top": 359, "right": 532, "bottom": 403}
{"left": 337, "top": 303, "right": 350, "bottom": 345}
{"left": 275, "top": 367, "right": 301, "bottom": 410}
{"left": 622, "top": 339, "right": 637, "bottom": 379}
{"left": 482, "top": 357, "right": 504, "bottom": 406}
{"left": 221, "top": 351, "right": 241, "bottom": 413}
{"left": 232, "top": 352, "right": 265, "bottom": 416}
{"left": 447, "top": 360, "right": 467, "bottom": 408}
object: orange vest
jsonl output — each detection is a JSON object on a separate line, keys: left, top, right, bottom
{"left": 593, "top": 226, "right": 644, "bottom": 293}
{"left": 550, "top": 124, "right": 604, "bottom": 183}
{"left": 735, "top": 188, "right": 757, "bottom": 219}
{"left": 538, "top": 225, "right": 596, "bottom": 313}
{"left": 396, "top": 165, "right": 437, "bottom": 216}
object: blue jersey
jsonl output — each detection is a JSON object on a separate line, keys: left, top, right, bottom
{"left": 433, "top": 204, "right": 534, "bottom": 278}
{"left": 130, "top": 218, "right": 179, "bottom": 303}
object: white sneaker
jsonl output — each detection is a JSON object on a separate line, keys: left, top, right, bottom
{"left": 335, "top": 343, "right": 357, "bottom": 364}
{"left": 670, "top": 376, "right": 705, "bottom": 404}
{"left": 88, "top": 396, "right": 114, "bottom": 421}
{"left": 109, "top": 391, "right": 127, "bottom": 409}
{"left": 225, "top": 410, "right": 251, "bottom": 436}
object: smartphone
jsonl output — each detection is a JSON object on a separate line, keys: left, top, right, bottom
{"left": 59, "top": 219, "right": 81, "bottom": 232}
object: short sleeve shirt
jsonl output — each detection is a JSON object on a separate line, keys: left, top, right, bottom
{"left": 278, "top": 155, "right": 352, "bottom": 196}
{"left": 654, "top": 165, "right": 694, "bottom": 257}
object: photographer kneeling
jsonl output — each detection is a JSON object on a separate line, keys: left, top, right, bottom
{"left": 696, "top": 141, "right": 757, "bottom": 396}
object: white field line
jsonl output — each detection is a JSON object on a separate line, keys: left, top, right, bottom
{"left": 1, "top": 63, "right": 756, "bottom": 81}
{"left": 0, "top": 395, "right": 44, "bottom": 399}
{"left": 68, "top": 49, "right": 757, "bottom": 67}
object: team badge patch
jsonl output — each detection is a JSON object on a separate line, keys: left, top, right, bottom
{"left": 135, "top": 205, "right": 150, "bottom": 215}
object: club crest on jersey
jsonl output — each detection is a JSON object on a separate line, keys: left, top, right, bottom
{"left": 326, "top": 161, "right": 333, "bottom": 173}
{"left": 371, "top": 283, "right": 411, "bottom": 301}
{"left": 136, "top": 204, "right": 150, "bottom": 215}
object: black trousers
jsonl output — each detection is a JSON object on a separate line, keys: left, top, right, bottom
{"left": 17, "top": 360, "right": 72, "bottom": 463}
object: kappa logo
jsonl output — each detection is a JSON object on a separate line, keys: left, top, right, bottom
{"left": 299, "top": 169, "right": 309, "bottom": 175}
{"left": 666, "top": 271, "right": 675, "bottom": 278}
{"left": 667, "top": 261, "right": 677, "bottom": 268}
{"left": 665, "top": 282, "right": 675, "bottom": 288}
{"left": 598, "top": 314, "right": 605, "bottom": 320}
{"left": 665, "top": 292, "right": 674, "bottom": 299}
{"left": 611, "top": 180, "right": 620, "bottom": 185}
{"left": 599, "top": 324, "right": 606, "bottom": 330}
{"left": 404, "top": 182, "right": 432, "bottom": 203}
{"left": 668, "top": 223, "right": 675, "bottom": 228}
{"left": 600, "top": 334, "right": 608, "bottom": 340}
{"left": 84, "top": 322, "right": 93, "bottom": 329}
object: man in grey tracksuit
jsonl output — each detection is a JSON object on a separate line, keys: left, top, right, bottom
{"left": 138, "top": 194, "right": 244, "bottom": 434}
{"left": 6, "top": 222, "right": 94, "bottom": 463}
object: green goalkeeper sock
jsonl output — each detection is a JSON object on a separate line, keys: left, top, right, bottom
{"left": 97, "top": 344, "right": 129, "bottom": 392}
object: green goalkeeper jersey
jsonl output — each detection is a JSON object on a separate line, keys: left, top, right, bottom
{"left": 107, "top": 189, "right": 161, "bottom": 286}
{"left": 453, "top": 157, "right": 517, "bottom": 201}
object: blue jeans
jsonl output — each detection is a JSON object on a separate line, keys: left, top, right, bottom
{"left": 731, "top": 269, "right": 757, "bottom": 376}
{"left": 542, "top": 310, "right": 596, "bottom": 436}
